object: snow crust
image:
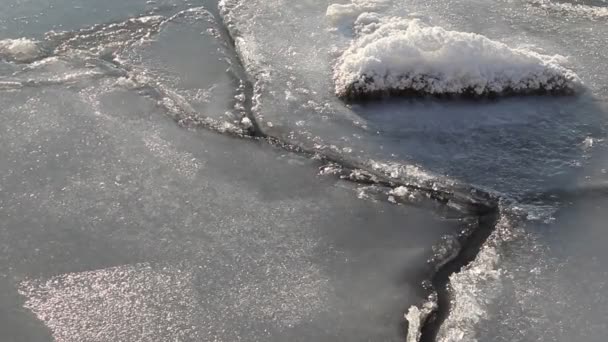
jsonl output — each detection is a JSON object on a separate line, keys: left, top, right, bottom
{"left": 334, "top": 16, "right": 581, "bottom": 99}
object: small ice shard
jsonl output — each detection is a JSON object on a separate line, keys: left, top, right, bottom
{"left": 334, "top": 18, "right": 581, "bottom": 100}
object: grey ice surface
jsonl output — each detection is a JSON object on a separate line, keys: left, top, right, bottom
{"left": 0, "top": 44, "right": 460, "bottom": 342}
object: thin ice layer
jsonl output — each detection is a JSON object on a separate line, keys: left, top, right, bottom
{"left": 334, "top": 17, "right": 581, "bottom": 99}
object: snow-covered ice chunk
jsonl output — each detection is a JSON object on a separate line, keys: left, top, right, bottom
{"left": 334, "top": 17, "right": 581, "bottom": 100}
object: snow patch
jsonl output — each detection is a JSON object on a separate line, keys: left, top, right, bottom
{"left": 241, "top": 116, "right": 253, "bottom": 129}
{"left": 371, "top": 160, "right": 436, "bottom": 183}
{"left": 390, "top": 186, "right": 410, "bottom": 197}
{"left": 326, "top": 0, "right": 390, "bottom": 28}
{"left": 19, "top": 263, "right": 205, "bottom": 341}
{"left": 129, "top": 15, "right": 165, "bottom": 24}
{"left": 0, "top": 38, "right": 43, "bottom": 63}
{"left": 334, "top": 17, "right": 581, "bottom": 99}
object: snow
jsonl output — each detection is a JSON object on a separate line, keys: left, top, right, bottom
{"left": 353, "top": 12, "right": 383, "bottom": 34}
{"left": 326, "top": 0, "right": 389, "bottom": 28}
{"left": 0, "top": 38, "right": 43, "bottom": 63}
{"left": 436, "top": 212, "right": 515, "bottom": 342}
{"left": 390, "top": 186, "right": 410, "bottom": 197}
{"left": 129, "top": 15, "right": 165, "bottom": 24}
{"left": 529, "top": 0, "right": 608, "bottom": 18}
{"left": 334, "top": 17, "right": 581, "bottom": 99}
{"left": 240, "top": 116, "right": 253, "bottom": 128}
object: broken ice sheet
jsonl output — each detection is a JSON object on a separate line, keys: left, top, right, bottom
{"left": 0, "top": 70, "right": 463, "bottom": 341}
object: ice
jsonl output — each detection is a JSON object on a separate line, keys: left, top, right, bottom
{"left": 0, "top": 31, "right": 462, "bottom": 341}
{"left": 219, "top": 0, "right": 603, "bottom": 199}
{"left": 326, "top": 0, "right": 390, "bottom": 28}
{"left": 435, "top": 222, "right": 506, "bottom": 342}
{"left": 528, "top": 0, "right": 608, "bottom": 18}
{"left": 334, "top": 17, "right": 580, "bottom": 99}
{"left": 441, "top": 191, "right": 608, "bottom": 342}
{"left": 405, "top": 293, "right": 437, "bottom": 342}
{"left": 0, "top": 0, "right": 196, "bottom": 39}
{"left": 18, "top": 264, "right": 206, "bottom": 341}
{"left": 0, "top": 8, "right": 248, "bottom": 135}
{"left": 3, "top": 0, "right": 608, "bottom": 341}
{"left": 117, "top": 7, "right": 249, "bottom": 131}
{"left": 387, "top": 0, "right": 608, "bottom": 340}
{"left": 441, "top": 126, "right": 608, "bottom": 342}
{"left": 355, "top": 96, "right": 608, "bottom": 195}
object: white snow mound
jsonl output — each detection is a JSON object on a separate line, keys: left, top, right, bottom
{"left": 334, "top": 17, "right": 581, "bottom": 99}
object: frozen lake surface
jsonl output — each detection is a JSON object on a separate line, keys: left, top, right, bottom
{"left": 1, "top": 0, "right": 608, "bottom": 341}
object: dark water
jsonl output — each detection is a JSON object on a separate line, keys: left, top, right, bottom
{"left": 1, "top": 0, "right": 608, "bottom": 341}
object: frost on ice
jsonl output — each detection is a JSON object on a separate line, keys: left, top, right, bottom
{"left": 333, "top": 17, "right": 581, "bottom": 100}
